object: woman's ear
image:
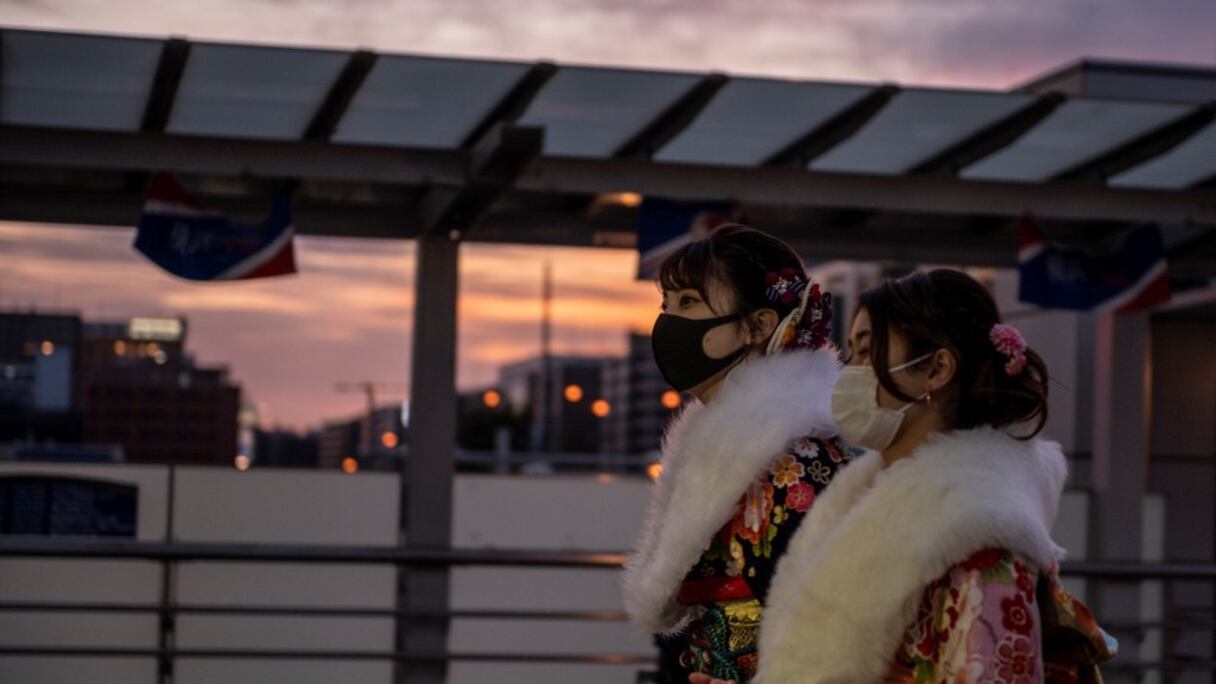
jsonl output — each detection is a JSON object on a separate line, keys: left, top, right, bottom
{"left": 748, "top": 308, "right": 781, "bottom": 345}
{"left": 926, "top": 348, "right": 957, "bottom": 391}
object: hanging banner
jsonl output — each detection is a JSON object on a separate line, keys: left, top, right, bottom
{"left": 134, "top": 174, "right": 297, "bottom": 281}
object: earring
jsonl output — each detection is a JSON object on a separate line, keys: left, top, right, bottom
{"left": 926, "top": 391, "right": 933, "bottom": 405}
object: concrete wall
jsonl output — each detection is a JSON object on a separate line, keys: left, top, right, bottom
{"left": 0, "top": 463, "right": 399, "bottom": 684}
{"left": 0, "top": 446, "right": 1194, "bottom": 683}
{"left": 1148, "top": 317, "right": 1216, "bottom": 682}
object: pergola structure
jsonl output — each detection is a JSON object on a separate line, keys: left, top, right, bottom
{"left": 3, "top": 27, "right": 1216, "bottom": 683}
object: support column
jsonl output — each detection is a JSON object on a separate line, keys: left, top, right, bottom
{"left": 1090, "top": 310, "right": 1151, "bottom": 681}
{"left": 396, "top": 230, "right": 460, "bottom": 684}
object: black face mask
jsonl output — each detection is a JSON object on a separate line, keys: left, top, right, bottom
{"left": 651, "top": 312, "right": 747, "bottom": 392}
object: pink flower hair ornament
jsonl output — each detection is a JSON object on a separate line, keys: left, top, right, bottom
{"left": 989, "top": 323, "right": 1028, "bottom": 376}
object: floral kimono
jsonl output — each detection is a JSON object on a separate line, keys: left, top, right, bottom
{"left": 622, "top": 347, "right": 845, "bottom": 684}
{"left": 886, "top": 548, "right": 1116, "bottom": 684}
{"left": 756, "top": 427, "right": 1116, "bottom": 684}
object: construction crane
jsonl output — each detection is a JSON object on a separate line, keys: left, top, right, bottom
{"left": 334, "top": 381, "right": 408, "bottom": 457}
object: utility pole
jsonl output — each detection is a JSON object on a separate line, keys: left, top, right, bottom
{"left": 539, "top": 260, "right": 553, "bottom": 452}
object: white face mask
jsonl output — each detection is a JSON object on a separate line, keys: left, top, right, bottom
{"left": 831, "top": 353, "right": 933, "bottom": 452}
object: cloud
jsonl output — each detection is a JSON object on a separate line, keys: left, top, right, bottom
{"left": 4, "top": 0, "right": 1213, "bottom": 88}
{"left": 1, "top": 222, "right": 654, "bottom": 429}
{"left": 5, "top": 0, "right": 1213, "bottom": 427}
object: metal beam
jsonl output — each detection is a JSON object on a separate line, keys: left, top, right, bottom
{"left": 517, "top": 156, "right": 1216, "bottom": 225}
{"left": 399, "top": 231, "right": 461, "bottom": 684}
{"left": 141, "top": 38, "right": 191, "bottom": 132}
{"left": 417, "top": 123, "right": 544, "bottom": 232}
{"left": 8, "top": 180, "right": 1216, "bottom": 276}
{"left": 0, "top": 125, "right": 467, "bottom": 186}
{"left": 460, "top": 61, "right": 557, "bottom": 149}
{"left": 4, "top": 125, "right": 1215, "bottom": 227}
{"left": 302, "top": 49, "right": 378, "bottom": 141}
{"left": 763, "top": 84, "right": 899, "bottom": 167}
{"left": 414, "top": 62, "right": 557, "bottom": 233}
{"left": 0, "top": 646, "right": 656, "bottom": 665}
{"left": 1052, "top": 102, "right": 1216, "bottom": 183}
{"left": 908, "top": 92, "right": 1065, "bottom": 175}
{"left": 613, "top": 72, "right": 728, "bottom": 159}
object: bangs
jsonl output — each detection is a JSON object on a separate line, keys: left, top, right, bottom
{"left": 656, "top": 239, "right": 719, "bottom": 299}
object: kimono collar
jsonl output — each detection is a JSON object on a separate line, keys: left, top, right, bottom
{"left": 622, "top": 347, "right": 841, "bottom": 634}
{"left": 757, "top": 427, "right": 1069, "bottom": 683}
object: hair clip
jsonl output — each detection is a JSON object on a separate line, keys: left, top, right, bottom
{"left": 989, "top": 323, "right": 1028, "bottom": 376}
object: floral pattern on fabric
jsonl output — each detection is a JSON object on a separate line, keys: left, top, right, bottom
{"left": 884, "top": 549, "right": 1116, "bottom": 684}
{"left": 885, "top": 548, "right": 1044, "bottom": 684}
{"left": 676, "top": 436, "right": 852, "bottom": 684}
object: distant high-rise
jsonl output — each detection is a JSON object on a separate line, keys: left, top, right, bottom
{"left": 318, "top": 405, "right": 405, "bottom": 471}
{"left": 0, "top": 311, "right": 84, "bottom": 444}
{"left": 600, "top": 333, "right": 681, "bottom": 456}
{"left": 79, "top": 317, "right": 240, "bottom": 465}
{"left": 1, "top": 311, "right": 241, "bottom": 466}
{"left": 499, "top": 356, "right": 611, "bottom": 453}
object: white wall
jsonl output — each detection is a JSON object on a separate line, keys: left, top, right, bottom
{"left": 0, "top": 463, "right": 169, "bottom": 684}
{"left": 449, "top": 473, "right": 653, "bottom": 684}
{"left": 0, "top": 463, "right": 399, "bottom": 684}
{"left": 0, "top": 460, "right": 1110, "bottom": 684}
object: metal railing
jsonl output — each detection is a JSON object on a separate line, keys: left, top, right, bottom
{"left": 0, "top": 538, "right": 647, "bottom": 672}
{"left": 1, "top": 539, "right": 1215, "bottom": 675}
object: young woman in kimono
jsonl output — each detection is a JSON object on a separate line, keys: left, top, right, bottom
{"left": 621, "top": 224, "right": 852, "bottom": 684}
{"left": 737, "top": 268, "right": 1114, "bottom": 684}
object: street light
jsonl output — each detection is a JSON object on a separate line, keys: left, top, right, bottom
{"left": 564, "top": 384, "right": 584, "bottom": 402}
{"left": 647, "top": 463, "right": 664, "bottom": 481}
{"left": 482, "top": 390, "right": 502, "bottom": 409}
{"left": 661, "top": 390, "right": 681, "bottom": 410}
{"left": 591, "top": 399, "right": 611, "bottom": 418}
{"left": 341, "top": 457, "right": 359, "bottom": 474}
{"left": 234, "top": 454, "right": 251, "bottom": 471}
{"left": 381, "top": 431, "right": 399, "bottom": 449}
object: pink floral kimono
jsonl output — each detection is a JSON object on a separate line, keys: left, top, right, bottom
{"left": 754, "top": 427, "right": 1116, "bottom": 684}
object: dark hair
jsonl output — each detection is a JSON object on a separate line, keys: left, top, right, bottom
{"left": 657, "top": 224, "right": 805, "bottom": 328}
{"left": 860, "top": 269, "right": 1049, "bottom": 438}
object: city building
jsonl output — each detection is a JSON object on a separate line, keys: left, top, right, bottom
{"left": 1, "top": 311, "right": 242, "bottom": 466}
{"left": 253, "top": 428, "right": 321, "bottom": 469}
{"left": 0, "top": 311, "right": 84, "bottom": 444}
{"left": 318, "top": 404, "right": 406, "bottom": 471}
{"left": 498, "top": 355, "right": 613, "bottom": 453}
{"left": 599, "top": 333, "right": 681, "bottom": 456}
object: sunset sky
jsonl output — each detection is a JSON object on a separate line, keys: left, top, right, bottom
{"left": 3, "top": 0, "right": 1214, "bottom": 430}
